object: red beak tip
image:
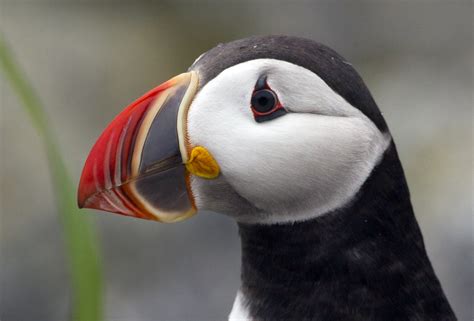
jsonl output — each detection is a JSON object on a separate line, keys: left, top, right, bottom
{"left": 77, "top": 191, "right": 84, "bottom": 209}
{"left": 77, "top": 185, "right": 92, "bottom": 210}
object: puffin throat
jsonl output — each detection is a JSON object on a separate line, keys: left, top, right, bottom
{"left": 237, "top": 142, "right": 456, "bottom": 321}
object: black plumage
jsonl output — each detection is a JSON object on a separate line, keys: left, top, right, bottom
{"left": 190, "top": 35, "right": 387, "bottom": 131}
{"left": 239, "top": 142, "right": 455, "bottom": 320}
{"left": 191, "top": 35, "right": 456, "bottom": 320}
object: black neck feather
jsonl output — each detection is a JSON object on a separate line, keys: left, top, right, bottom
{"left": 238, "top": 142, "right": 456, "bottom": 321}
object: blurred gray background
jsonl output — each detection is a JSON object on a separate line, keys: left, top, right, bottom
{"left": 1, "top": 1, "right": 472, "bottom": 321}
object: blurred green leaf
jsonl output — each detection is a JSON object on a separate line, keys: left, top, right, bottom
{"left": 0, "top": 34, "right": 103, "bottom": 321}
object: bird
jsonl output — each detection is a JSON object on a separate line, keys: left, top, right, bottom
{"left": 77, "top": 35, "right": 457, "bottom": 321}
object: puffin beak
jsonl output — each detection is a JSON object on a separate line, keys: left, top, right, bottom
{"left": 78, "top": 72, "right": 203, "bottom": 222}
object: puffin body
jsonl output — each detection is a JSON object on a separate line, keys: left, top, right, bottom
{"left": 77, "top": 36, "right": 456, "bottom": 320}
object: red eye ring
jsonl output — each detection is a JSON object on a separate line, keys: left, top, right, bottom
{"left": 250, "top": 76, "right": 287, "bottom": 123}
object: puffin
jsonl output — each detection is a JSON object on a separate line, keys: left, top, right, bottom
{"left": 77, "top": 35, "right": 456, "bottom": 320}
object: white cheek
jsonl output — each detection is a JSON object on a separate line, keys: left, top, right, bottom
{"left": 192, "top": 112, "right": 389, "bottom": 221}
{"left": 266, "top": 67, "right": 360, "bottom": 118}
{"left": 188, "top": 59, "right": 390, "bottom": 223}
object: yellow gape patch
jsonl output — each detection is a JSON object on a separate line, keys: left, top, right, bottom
{"left": 185, "top": 146, "right": 220, "bottom": 179}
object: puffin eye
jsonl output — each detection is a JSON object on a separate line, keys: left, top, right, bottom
{"left": 250, "top": 76, "right": 287, "bottom": 123}
{"left": 251, "top": 89, "right": 277, "bottom": 113}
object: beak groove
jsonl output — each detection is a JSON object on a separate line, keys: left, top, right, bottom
{"left": 78, "top": 72, "right": 199, "bottom": 222}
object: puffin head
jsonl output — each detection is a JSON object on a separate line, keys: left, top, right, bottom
{"left": 78, "top": 35, "right": 391, "bottom": 224}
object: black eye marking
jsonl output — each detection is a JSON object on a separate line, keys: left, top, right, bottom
{"left": 255, "top": 75, "right": 267, "bottom": 90}
{"left": 250, "top": 75, "right": 287, "bottom": 123}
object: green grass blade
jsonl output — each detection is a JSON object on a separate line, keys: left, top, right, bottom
{"left": 0, "top": 34, "right": 103, "bottom": 321}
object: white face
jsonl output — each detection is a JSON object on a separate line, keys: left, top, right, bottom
{"left": 187, "top": 59, "right": 390, "bottom": 224}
